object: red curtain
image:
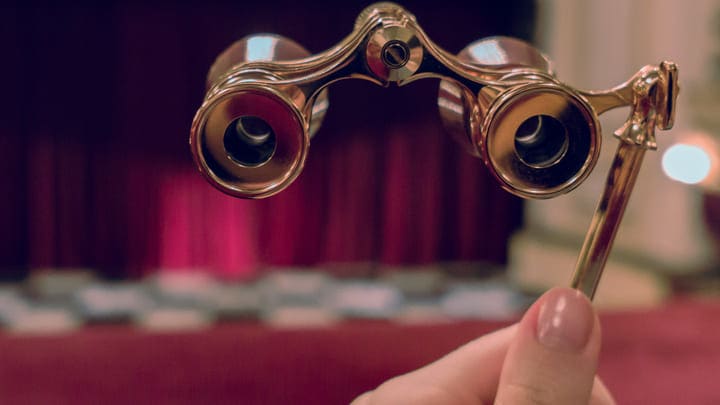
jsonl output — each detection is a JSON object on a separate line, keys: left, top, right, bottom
{"left": 0, "top": 1, "right": 532, "bottom": 279}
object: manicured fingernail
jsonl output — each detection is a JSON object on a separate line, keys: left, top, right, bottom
{"left": 536, "top": 288, "right": 594, "bottom": 352}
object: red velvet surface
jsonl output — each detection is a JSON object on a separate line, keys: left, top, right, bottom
{"left": 1, "top": 297, "right": 718, "bottom": 404}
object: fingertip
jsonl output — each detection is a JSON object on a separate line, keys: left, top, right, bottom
{"left": 495, "top": 287, "right": 602, "bottom": 404}
{"left": 535, "top": 287, "right": 597, "bottom": 353}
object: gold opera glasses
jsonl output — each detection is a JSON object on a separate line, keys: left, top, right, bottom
{"left": 190, "top": 3, "right": 679, "bottom": 300}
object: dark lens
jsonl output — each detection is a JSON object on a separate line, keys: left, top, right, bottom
{"left": 514, "top": 115, "right": 569, "bottom": 168}
{"left": 223, "top": 116, "right": 277, "bottom": 167}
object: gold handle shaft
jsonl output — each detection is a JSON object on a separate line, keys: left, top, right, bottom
{"left": 572, "top": 61, "right": 678, "bottom": 299}
{"left": 572, "top": 142, "right": 646, "bottom": 299}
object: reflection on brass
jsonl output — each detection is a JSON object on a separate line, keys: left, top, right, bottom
{"left": 190, "top": 3, "right": 679, "bottom": 299}
{"left": 572, "top": 62, "right": 679, "bottom": 299}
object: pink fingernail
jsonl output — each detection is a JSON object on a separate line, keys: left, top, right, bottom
{"left": 536, "top": 288, "right": 594, "bottom": 352}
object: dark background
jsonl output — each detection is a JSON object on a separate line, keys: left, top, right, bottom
{"left": 0, "top": 1, "right": 534, "bottom": 279}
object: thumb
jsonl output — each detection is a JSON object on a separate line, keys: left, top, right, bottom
{"left": 495, "top": 287, "right": 601, "bottom": 405}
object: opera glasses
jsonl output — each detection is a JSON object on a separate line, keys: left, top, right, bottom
{"left": 190, "top": 3, "right": 679, "bottom": 299}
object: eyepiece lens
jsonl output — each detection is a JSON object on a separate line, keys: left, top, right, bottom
{"left": 223, "top": 115, "right": 277, "bottom": 167}
{"left": 514, "top": 115, "right": 569, "bottom": 168}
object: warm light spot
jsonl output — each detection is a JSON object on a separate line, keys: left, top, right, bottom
{"left": 662, "top": 144, "right": 712, "bottom": 184}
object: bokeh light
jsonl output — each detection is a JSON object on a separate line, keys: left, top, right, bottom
{"left": 662, "top": 144, "right": 712, "bottom": 185}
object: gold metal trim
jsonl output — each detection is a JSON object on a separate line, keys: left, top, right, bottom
{"left": 572, "top": 61, "right": 679, "bottom": 299}
{"left": 189, "top": 3, "right": 680, "bottom": 299}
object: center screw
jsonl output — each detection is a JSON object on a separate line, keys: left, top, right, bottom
{"left": 381, "top": 40, "right": 410, "bottom": 68}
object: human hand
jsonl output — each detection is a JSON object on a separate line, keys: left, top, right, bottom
{"left": 351, "top": 287, "right": 615, "bottom": 404}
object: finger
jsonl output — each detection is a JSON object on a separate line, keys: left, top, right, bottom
{"left": 350, "top": 391, "right": 372, "bottom": 405}
{"left": 495, "top": 287, "right": 601, "bottom": 405}
{"left": 361, "top": 324, "right": 518, "bottom": 404}
{"left": 352, "top": 364, "right": 614, "bottom": 405}
{"left": 590, "top": 377, "right": 616, "bottom": 405}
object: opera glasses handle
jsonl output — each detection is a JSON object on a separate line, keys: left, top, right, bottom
{"left": 189, "top": 3, "right": 679, "bottom": 298}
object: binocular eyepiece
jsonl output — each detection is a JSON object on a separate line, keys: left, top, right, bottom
{"left": 436, "top": 36, "right": 600, "bottom": 198}
{"left": 190, "top": 2, "right": 674, "bottom": 201}
{"left": 191, "top": 35, "right": 328, "bottom": 198}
